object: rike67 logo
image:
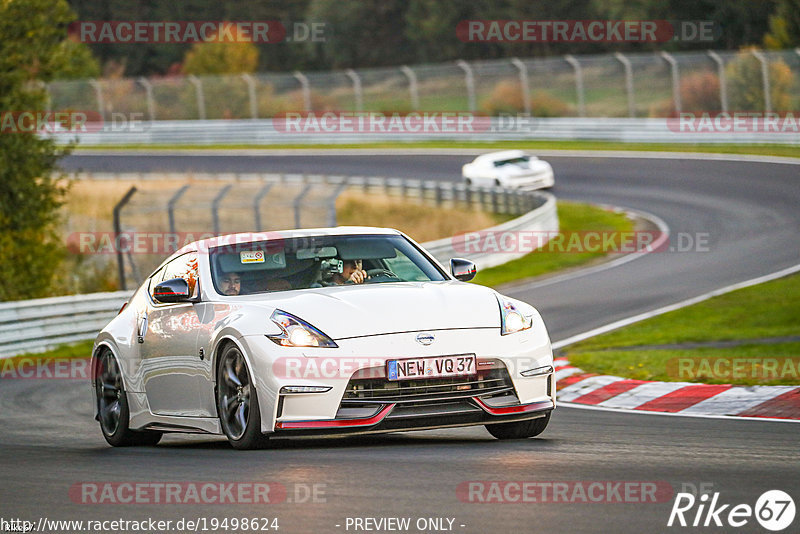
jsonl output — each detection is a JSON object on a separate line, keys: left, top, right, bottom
{"left": 668, "top": 490, "right": 795, "bottom": 531}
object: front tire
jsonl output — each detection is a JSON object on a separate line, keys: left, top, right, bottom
{"left": 95, "top": 349, "right": 162, "bottom": 447}
{"left": 216, "top": 344, "right": 270, "bottom": 450}
{"left": 485, "top": 412, "right": 550, "bottom": 440}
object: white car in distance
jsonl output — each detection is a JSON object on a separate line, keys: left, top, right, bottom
{"left": 462, "top": 150, "right": 554, "bottom": 190}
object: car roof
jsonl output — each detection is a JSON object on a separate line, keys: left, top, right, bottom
{"left": 176, "top": 226, "right": 403, "bottom": 255}
{"left": 473, "top": 150, "right": 527, "bottom": 163}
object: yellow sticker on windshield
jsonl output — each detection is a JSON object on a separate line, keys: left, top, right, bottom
{"left": 240, "top": 250, "right": 265, "bottom": 263}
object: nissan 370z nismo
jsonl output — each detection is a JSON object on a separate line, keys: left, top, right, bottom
{"left": 92, "top": 227, "right": 555, "bottom": 449}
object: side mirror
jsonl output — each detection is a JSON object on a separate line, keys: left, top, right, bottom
{"left": 450, "top": 258, "right": 477, "bottom": 282}
{"left": 153, "top": 278, "right": 192, "bottom": 303}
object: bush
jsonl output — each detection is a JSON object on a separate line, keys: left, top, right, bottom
{"left": 530, "top": 91, "right": 573, "bottom": 117}
{"left": 725, "top": 48, "right": 794, "bottom": 112}
{"left": 680, "top": 71, "right": 722, "bottom": 113}
{"left": 481, "top": 81, "right": 572, "bottom": 117}
{"left": 650, "top": 71, "right": 723, "bottom": 117}
{"left": 481, "top": 80, "right": 525, "bottom": 115}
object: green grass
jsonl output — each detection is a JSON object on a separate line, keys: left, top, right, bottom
{"left": 563, "top": 273, "right": 800, "bottom": 386}
{"left": 1, "top": 339, "right": 94, "bottom": 379}
{"left": 73, "top": 140, "right": 800, "bottom": 159}
{"left": 569, "top": 344, "right": 800, "bottom": 386}
{"left": 7, "top": 340, "right": 94, "bottom": 363}
{"left": 471, "top": 201, "right": 635, "bottom": 288}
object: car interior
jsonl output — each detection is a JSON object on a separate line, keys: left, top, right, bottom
{"left": 211, "top": 237, "right": 401, "bottom": 294}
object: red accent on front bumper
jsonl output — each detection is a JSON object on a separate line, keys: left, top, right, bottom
{"left": 473, "top": 397, "right": 553, "bottom": 415}
{"left": 274, "top": 403, "right": 396, "bottom": 430}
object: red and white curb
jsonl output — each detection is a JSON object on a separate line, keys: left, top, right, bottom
{"left": 554, "top": 358, "right": 800, "bottom": 421}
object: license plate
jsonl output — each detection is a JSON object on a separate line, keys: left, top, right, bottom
{"left": 386, "top": 354, "right": 477, "bottom": 381}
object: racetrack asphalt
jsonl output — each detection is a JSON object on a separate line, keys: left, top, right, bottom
{"left": 0, "top": 152, "right": 796, "bottom": 533}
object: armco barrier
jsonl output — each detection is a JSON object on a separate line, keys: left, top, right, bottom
{"left": 46, "top": 118, "right": 800, "bottom": 146}
{"left": 0, "top": 194, "right": 557, "bottom": 358}
{"left": 0, "top": 291, "right": 132, "bottom": 358}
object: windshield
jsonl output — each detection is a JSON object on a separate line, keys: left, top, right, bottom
{"left": 493, "top": 156, "right": 530, "bottom": 167}
{"left": 209, "top": 234, "right": 447, "bottom": 295}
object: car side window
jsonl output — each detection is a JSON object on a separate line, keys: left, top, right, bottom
{"left": 147, "top": 267, "right": 165, "bottom": 301}
{"left": 150, "top": 252, "right": 199, "bottom": 301}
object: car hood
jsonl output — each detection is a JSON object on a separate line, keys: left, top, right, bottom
{"left": 252, "top": 281, "right": 501, "bottom": 339}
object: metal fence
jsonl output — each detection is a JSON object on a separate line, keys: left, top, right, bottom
{"left": 48, "top": 49, "right": 800, "bottom": 120}
{"left": 96, "top": 172, "right": 548, "bottom": 290}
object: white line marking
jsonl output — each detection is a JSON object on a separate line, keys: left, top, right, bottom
{"left": 72, "top": 148, "right": 800, "bottom": 167}
{"left": 505, "top": 205, "right": 670, "bottom": 292}
{"left": 552, "top": 262, "right": 800, "bottom": 350}
{"left": 558, "top": 401, "right": 800, "bottom": 423}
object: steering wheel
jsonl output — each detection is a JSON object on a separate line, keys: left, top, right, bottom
{"left": 365, "top": 268, "right": 401, "bottom": 283}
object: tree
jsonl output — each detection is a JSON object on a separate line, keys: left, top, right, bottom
{"left": 0, "top": 0, "right": 97, "bottom": 300}
{"left": 182, "top": 27, "right": 260, "bottom": 75}
{"left": 764, "top": 0, "right": 800, "bottom": 48}
{"left": 306, "top": 0, "right": 414, "bottom": 69}
{"left": 726, "top": 47, "right": 794, "bottom": 112}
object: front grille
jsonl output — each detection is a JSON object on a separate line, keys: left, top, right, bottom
{"left": 341, "top": 365, "right": 516, "bottom": 405}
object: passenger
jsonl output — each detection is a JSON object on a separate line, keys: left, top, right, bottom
{"left": 331, "top": 259, "right": 368, "bottom": 285}
{"left": 219, "top": 272, "right": 242, "bottom": 296}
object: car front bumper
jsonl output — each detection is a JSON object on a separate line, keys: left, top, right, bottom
{"left": 240, "top": 325, "right": 555, "bottom": 435}
{"left": 272, "top": 398, "right": 554, "bottom": 437}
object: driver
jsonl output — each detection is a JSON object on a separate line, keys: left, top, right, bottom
{"left": 331, "top": 259, "right": 368, "bottom": 285}
{"left": 219, "top": 272, "right": 242, "bottom": 295}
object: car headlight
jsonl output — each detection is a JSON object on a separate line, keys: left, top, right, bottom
{"left": 497, "top": 296, "right": 534, "bottom": 335}
{"left": 267, "top": 310, "right": 338, "bottom": 348}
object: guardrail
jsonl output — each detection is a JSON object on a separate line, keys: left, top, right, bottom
{"left": 0, "top": 191, "right": 557, "bottom": 358}
{"left": 0, "top": 291, "right": 132, "bottom": 358}
{"left": 49, "top": 117, "right": 800, "bottom": 146}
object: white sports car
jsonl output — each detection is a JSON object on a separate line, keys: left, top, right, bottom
{"left": 462, "top": 150, "right": 554, "bottom": 190}
{"left": 92, "top": 227, "right": 555, "bottom": 449}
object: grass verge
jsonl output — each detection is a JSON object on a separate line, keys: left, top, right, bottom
{"left": 1, "top": 340, "right": 94, "bottom": 379}
{"left": 471, "top": 201, "right": 635, "bottom": 288}
{"left": 74, "top": 140, "right": 800, "bottom": 159}
{"left": 563, "top": 273, "right": 800, "bottom": 386}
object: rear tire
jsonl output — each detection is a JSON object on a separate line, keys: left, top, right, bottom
{"left": 95, "top": 349, "right": 162, "bottom": 447}
{"left": 486, "top": 412, "right": 550, "bottom": 440}
{"left": 216, "top": 344, "right": 270, "bottom": 450}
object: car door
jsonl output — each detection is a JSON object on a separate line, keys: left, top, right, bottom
{"left": 138, "top": 252, "right": 209, "bottom": 417}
